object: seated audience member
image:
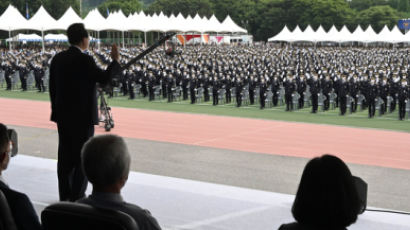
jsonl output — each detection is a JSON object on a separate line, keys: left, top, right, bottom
{"left": 0, "top": 123, "right": 42, "bottom": 230}
{"left": 78, "top": 134, "right": 161, "bottom": 230}
{"left": 279, "top": 154, "right": 361, "bottom": 230}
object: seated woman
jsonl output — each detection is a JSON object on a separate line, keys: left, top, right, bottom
{"left": 279, "top": 155, "right": 362, "bottom": 230}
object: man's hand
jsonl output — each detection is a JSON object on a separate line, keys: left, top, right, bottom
{"left": 111, "top": 44, "right": 119, "bottom": 62}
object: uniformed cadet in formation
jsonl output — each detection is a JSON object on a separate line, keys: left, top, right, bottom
{"left": 398, "top": 79, "right": 409, "bottom": 120}
{"left": 338, "top": 76, "right": 349, "bottom": 116}
{"left": 235, "top": 77, "right": 243, "bottom": 107}
{"left": 284, "top": 75, "right": 296, "bottom": 111}
{"left": 2, "top": 45, "right": 409, "bottom": 121}
{"left": 259, "top": 78, "right": 267, "bottom": 109}
{"left": 309, "top": 74, "right": 320, "bottom": 113}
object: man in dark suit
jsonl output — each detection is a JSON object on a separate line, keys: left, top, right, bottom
{"left": 49, "top": 23, "right": 120, "bottom": 202}
{"left": 78, "top": 134, "right": 161, "bottom": 230}
{"left": 0, "top": 123, "right": 42, "bottom": 230}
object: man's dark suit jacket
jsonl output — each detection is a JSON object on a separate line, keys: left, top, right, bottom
{"left": 0, "top": 181, "right": 42, "bottom": 230}
{"left": 49, "top": 46, "right": 120, "bottom": 125}
{"left": 78, "top": 192, "right": 161, "bottom": 230}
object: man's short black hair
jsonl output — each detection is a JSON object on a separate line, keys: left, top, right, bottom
{"left": 291, "top": 154, "right": 361, "bottom": 228}
{"left": 0, "top": 123, "right": 9, "bottom": 154}
{"left": 67, "top": 23, "right": 89, "bottom": 45}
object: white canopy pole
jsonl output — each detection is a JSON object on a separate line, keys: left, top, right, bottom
{"left": 122, "top": 30, "right": 125, "bottom": 49}
{"left": 98, "top": 31, "right": 100, "bottom": 50}
{"left": 8, "top": 30, "right": 11, "bottom": 50}
{"left": 144, "top": 32, "right": 147, "bottom": 47}
{"left": 41, "top": 30, "right": 45, "bottom": 53}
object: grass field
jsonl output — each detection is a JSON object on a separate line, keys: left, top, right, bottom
{"left": 1, "top": 89, "right": 409, "bottom": 132}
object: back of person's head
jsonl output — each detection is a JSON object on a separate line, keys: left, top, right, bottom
{"left": 292, "top": 154, "right": 361, "bottom": 229}
{"left": 67, "top": 23, "right": 88, "bottom": 46}
{"left": 0, "top": 123, "right": 9, "bottom": 154}
{"left": 82, "top": 135, "right": 130, "bottom": 189}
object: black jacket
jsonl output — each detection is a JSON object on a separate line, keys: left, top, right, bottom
{"left": 0, "top": 181, "right": 42, "bottom": 230}
{"left": 279, "top": 222, "right": 346, "bottom": 230}
{"left": 49, "top": 46, "right": 120, "bottom": 125}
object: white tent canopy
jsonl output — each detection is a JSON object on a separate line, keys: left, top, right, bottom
{"left": 338, "top": 25, "right": 353, "bottom": 43}
{"left": 83, "top": 9, "right": 107, "bottom": 31}
{"left": 351, "top": 25, "right": 367, "bottom": 43}
{"left": 57, "top": 7, "right": 82, "bottom": 30}
{"left": 269, "top": 24, "right": 408, "bottom": 43}
{"left": 205, "top": 15, "right": 222, "bottom": 33}
{"left": 104, "top": 9, "right": 128, "bottom": 31}
{"left": 315, "top": 25, "right": 328, "bottom": 42}
{"left": 6, "top": 33, "right": 42, "bottom": 42}
{"left": 28, "top": 6, "right": 59, "bottom": 31}
{"left": 44, "top": 33, "right": 67, "bottom": 41}
{"left": 268, "top": 25, "right": 292, "bottom": 42}
{"left": 301, "top": 25, "right": 316, "bottom": 42}
{"left": 219, "top": 15, "right": 247, "bottom": 33}
{"left": 390, "top": 25, "right": 406, "bottom": 43}
{"left": 0, "top": 4, "right": 247, "bottom": 34}
{"left": 0, "top": 5, "right": 29, "bottom": 31}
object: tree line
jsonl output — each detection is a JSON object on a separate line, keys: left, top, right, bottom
{"left": 0, "top": 0, "right": 409, "bottom": 41}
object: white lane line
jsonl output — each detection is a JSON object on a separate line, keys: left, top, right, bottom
{"left": 171, "top": 206, "right": 273, "bottom": 230}
{"left": 32, "top": 201, "right": 50, "bottom": 207}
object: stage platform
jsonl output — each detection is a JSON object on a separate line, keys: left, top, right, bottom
{"left": 4, "top": 155, "right": 410, "bottom": 230}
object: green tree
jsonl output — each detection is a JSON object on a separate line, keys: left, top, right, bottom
{"left": 349, "top": 0, "right": 373, "bottom": 11}
{"left": 0, "top": 0, "right": 79, "bottom": 20}
{"left": 388, "top": 0, "right": 400, "bottom": 10}
{"left": 249, "top": 0, "right": 285, "bottom": 42}
{"left": 43, "top": 0, "right": 80, "bottom": 19}
{"left": 356, "top": 5, "right": 401, "bottom": 32}
{"left": 209, "top": 0, "right": 255, "bottom": 23}
{"left": 148, "top": 0, "right": 213, "bottom": 18}
{"left": 251, "top": 0, "right": 355, "bottom": 41}
{"left": 299, "top": 0, "right": 355, "bottom": 31}
{"left": 0, "top": 0, "right": 41, "bottom": 19}
{"left": 398, "top": 0, "right": 409, "bottom": 12}
{"left": 98, "top": 0, "right": 143, "bottom": 17}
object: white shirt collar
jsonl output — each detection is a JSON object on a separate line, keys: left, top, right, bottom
{"left": 73, "top": 45, "right": 84, "bottom": 52}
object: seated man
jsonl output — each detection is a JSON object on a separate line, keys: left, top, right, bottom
{"left": 78, "top": 134, "right": 161, "bottom": 230}
{"left": 0, "top": 123, "right": 42, "bottom": 230}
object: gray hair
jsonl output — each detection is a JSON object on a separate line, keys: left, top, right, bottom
{"left": 81, "top": 135, "right": 130, "bottom": 188}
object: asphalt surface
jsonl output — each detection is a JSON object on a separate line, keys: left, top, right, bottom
{"left": 8, "top": 124, "right": 410, "bottom": 212}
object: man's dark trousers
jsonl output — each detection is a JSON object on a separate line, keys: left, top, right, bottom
{"left": 57, "top": 122, "right": 94, "bottom": 201}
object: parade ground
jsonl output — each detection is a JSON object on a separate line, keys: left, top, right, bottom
{"left": 1, "top": 95, "right": 410, "bottom": 229}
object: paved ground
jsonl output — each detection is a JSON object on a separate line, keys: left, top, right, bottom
{"left": 2, "top": 97, "right": 410, "bottom": 170}
{"left": 9, "top": 125, "right": 410, "bottom": 212}
{"left": 4, "top": 155, "right": 410, "bottom": 230}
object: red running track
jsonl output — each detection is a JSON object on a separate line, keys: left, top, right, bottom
{"left": 1, "top": 97, "right": 409, "bottom": 170}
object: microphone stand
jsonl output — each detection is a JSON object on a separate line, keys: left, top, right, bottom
{"left": 120, "top": 32, "right": 176, "bottom": 71}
